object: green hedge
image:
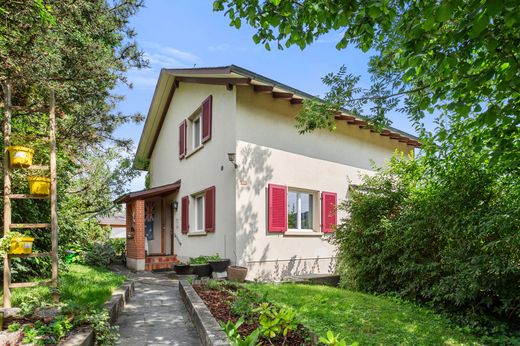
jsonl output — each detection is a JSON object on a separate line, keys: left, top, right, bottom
{"left": 335, "top": 154, "right": 519, "bottom": 336}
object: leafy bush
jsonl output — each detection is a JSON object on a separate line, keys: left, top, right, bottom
{"left": 110, "top": 238, "right": 126, "bottom": 258}
{"left": 75, "top": 309, "right": 119, "bottom": 346}
{"left": 335, "top": 153, "right": 520, "bottom": 337}
{"left": 83, "top": 242, "right": 116, "bottom": 267}
{"left": 221, "top": 316, "right": 261, "bottom": 346}
{"left": 231, "top": 288, "right": 266, "bottom": 317}
{"left": 253, "top": 302, "right": 298, "bottom": 341}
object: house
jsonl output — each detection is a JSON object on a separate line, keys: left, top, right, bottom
{"left": 115, "top": 65, "right": 420, "bottom": 277}
{"left": 97, "top": 213, "right": 126, "bottom": 239}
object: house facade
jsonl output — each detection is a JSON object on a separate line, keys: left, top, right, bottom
{"left": 117, "top": 65, "right": 419, "bottom": 279}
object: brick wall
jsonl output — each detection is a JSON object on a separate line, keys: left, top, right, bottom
{"left": 126, "top": 199, "right": 145, "bottom": 260}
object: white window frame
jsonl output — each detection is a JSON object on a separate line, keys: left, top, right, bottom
{"left": 192, "top": 193, "right": 205, "bottom": 233}
{"left": 186, "top": 108, "right": 203, "bottom": 156}
{"left": 287, "top": 188, "right": 317, "bottom": 232}
{"left": 192, "top": 114, "right": 202, "bottom": 149}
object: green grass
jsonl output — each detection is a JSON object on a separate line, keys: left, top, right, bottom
{"left": 248, "top": 283, "right": 481, "bottom": 345}
{"left": 3, "top": 264, "right": 125, "bottom": 309}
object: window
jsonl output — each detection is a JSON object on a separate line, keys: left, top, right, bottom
{"left": 190, "top": 111, "right": 202, "bottom": 150}
{"left": 194, "top": 194, "right": 204, "bottom": 232}
{"left": 179, "top": 95, "right": 212, "bottom": 159}
{"left": 287, "top": 189, "right": 314, "bottom": 230}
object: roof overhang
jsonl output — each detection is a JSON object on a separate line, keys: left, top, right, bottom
{"left": 133, "top": 65, "right": 421, "bottom": 170}
{"left": 114, "top": 180, "right": 181, "bottom": 204}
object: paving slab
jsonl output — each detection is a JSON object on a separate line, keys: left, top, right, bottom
{"left": 116, "top": 271, "right": 201, "bottom": 346}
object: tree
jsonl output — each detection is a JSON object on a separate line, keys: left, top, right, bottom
{"left": 213, "top": 0, "right": 520, "bottom": 172}
{"left": 0, "top": 1, "right": 146, "bottom": 280}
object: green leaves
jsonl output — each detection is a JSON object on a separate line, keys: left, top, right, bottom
{"left": 435, "top": 3, "right": 453, "bottom": 22}
{"left": 470, "top": 11, "right": 489, "bottom": 37}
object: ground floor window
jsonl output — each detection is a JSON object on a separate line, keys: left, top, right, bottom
{"left": 288, "top": 189, "right": 315, "bottom": 230}
{"left": 194, "top": 194, "right": 204, "bottom": 232}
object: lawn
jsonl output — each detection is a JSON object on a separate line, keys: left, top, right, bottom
{"left": 248, "top": 283, "right": 481, "bottom": 345}
{"left": 2, "top": 264, "right": 125, "bottom": 309}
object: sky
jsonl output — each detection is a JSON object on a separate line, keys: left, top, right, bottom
{"left": 114, "top": 0, "right": 425, "bottom": 191}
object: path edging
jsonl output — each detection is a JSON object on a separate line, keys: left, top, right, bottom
{"left": 59, "top": 279, "right": 135, "bottom": 346}
{"left": 179, "top": 280, "right": 230, "bottom": 346}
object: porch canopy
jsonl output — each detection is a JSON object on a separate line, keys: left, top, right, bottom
{"left": 114, "top": 180, "right": 181, "bottom": 204}
{"left": 114, "top": 180, "right": 181, "bottom": 271}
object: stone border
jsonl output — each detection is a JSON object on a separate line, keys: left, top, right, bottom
{"left": 59, "top": 279, "right": 135, "bottom": 346}
{"left": 179, "top": 280, "right": 229, "bottom": 346}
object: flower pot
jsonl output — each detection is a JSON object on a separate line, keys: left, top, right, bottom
{"left": 10, "top": 237, "right": 34, "bottom": 255}
{"left": 209, "top": 259, "right": 231, "bottom": 273}
{"left": 191, "top": 263, "right": 212, "bottom": 278}
{"left": 174, "top": 264, "right": 193, "bottom": 275}
{"left": 28, "top": 177, "right": 50, "bottom": 196}
{"left": 227, "top": 265, "right": 248, "bottom": 282}
{"left": 7, "top": 146, "right": 34, "bottom": 168}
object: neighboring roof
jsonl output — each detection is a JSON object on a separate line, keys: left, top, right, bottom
{"left": 134, "top": 65, "right": 421, "bottom": 170}
{"left": 98, "top": 214, "right": 126, "bottom": 226}
{"left": 114, "top": 180, "right": 181, "bottom": 204}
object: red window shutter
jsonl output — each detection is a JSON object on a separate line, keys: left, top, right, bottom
{"left": 201, "top": 95, "right": 212, "bottom": 143}
{"left": 204, "top": 186, "right": 216, "bottom": 232}
{"left": 181, "top": 196, "right": 189, "bottom": 234}
{"left": 268, "top": 184, "right": 287, "bottom": 232}
{"left": 321, "top": 192, "right": 337, "bottom": 233}
{"left": 179, "top": 120, "right": 187, "bottom": 159}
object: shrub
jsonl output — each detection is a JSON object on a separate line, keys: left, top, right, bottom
{"left": 335, "top": 153, "right": 520, "bottom": 336}
{"left": 84, "top": 242, "right": 116, "bottom": 267}
{"left": 110, "top": 238, "right": 126, "bottom": 258}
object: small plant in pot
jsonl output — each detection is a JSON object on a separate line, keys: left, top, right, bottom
{"left": 190, "top": 256, "right": 212, "bottom": 278}
{"left": 207, "top": 253, "right": 231, "bottom": 273}
{"left": 174, "top": 261, "right": 193, "bottom": 275}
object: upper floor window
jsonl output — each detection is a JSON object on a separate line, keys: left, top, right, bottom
{"left": 179, "top": 95, "right": 213, "bottom": 159}
{"left": 190, "top": 110, "right": 202, "bottom": 150}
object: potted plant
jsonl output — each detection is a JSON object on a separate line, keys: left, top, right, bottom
{"left": 207, "top": 253, "right": 231, "bottom": 273}
{"left": 190, "top": 256, "right": 212, "bottom": 277}
{"left": 0, "top": 231, "right": 35, "bottom": 255}
{"left": 174, "top": 262, "right": 193, "bottom": 275}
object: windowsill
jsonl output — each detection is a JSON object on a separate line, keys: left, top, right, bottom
{"left": 188, "top": 231, "right": 207, "bottom": 236}
{"left": 185, "top": 144, "right": 204, "bottom": 159}
{"left": 284, "top": 230, "right": 323, "bottom": 237}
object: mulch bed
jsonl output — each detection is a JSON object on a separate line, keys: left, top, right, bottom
{"left": 193, "top": 283, "right": 314, "bottom": 346}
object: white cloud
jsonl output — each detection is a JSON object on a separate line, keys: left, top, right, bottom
{"left": 126, "top": 68, "right": 159, "bottom": 89}
{"left": 142, "top": 41, "right": 200, "bottom": 67}
{"left": 126, "top": 42, "right": 201, "bottom": 89}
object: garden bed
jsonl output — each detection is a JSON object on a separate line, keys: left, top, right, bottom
{"left": 0, "top": 264, "right": 126, "bottom": 345}
{"left": 192, "top": 281, "right": 314, "bottom": 346}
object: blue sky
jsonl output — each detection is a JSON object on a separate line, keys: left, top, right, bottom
{"left": 114, "top": 0, "right": 424, "bottom": 191}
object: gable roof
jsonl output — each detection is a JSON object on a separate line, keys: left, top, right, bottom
{"left": 134, "top": 65, "right": 420, "bottom": 170}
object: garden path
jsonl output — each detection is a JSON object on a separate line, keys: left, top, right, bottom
{"left": 116, "top": 271, "right": 201, "bottom": 346}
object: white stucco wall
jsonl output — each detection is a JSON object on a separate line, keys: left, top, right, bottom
{"left": 149, "top": 83, "right": 237, "bottom": 261}
{"left": 235, "top": 86, "right": 412, "bottom": 280}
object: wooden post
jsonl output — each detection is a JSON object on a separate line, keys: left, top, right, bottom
{"left": 49, "top": 89, "right": 59, "bottom": 302}
{"left": 170, "top": 203, "right": 174, "bottom": 256}
{"left": 161, "top": 198, "right": 165, "bottom": 255}
{"left": 2, "top": 82, "right": 12, "bottom": 308}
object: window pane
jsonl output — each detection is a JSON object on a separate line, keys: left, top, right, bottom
{"left": 196, "top": 196, "right": 203, "bottom": 230}
{"left": 300, "top": 193, "right": 313, "bottom": 229}
{"left": 287, "top": 191, "right": 297, "bottom": 229}
{"left": 193, "top": 118, "right": 201, "bottom": 147}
